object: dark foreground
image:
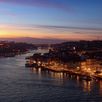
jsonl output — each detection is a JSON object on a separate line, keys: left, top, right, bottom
{"left": 0, "top": 51, "right": 102, "bottom": 102}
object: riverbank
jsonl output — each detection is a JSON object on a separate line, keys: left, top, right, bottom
{"left": 25, "top": 59, "right": 102, "bottom": 81}
{"left": 0, "top": 41, "right": 37, "bottom": 58}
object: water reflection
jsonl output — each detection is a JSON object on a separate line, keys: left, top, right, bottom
{"left": 98, "top": 80, "right": 102, "bottom": 95}
{"left": 76, "top": 76, "right": 80, "bottom": 86}
{"left": 30, "top": 67, "right": 42, "bottom": 79}
{"left": 32, "top": 68, "right": 66, "bottom": 79}
{"left": 75, "top": 75, "right": 93, "bottom": 93}
{"left": 82, "top": 80, "right": 92, "bottom": 92}
{"left": 51, "top": 72, "right": 64, "bottom": 79}
{"left": 30, "top": 67, "right": 67, "bottom": 86}
{"left": 30, "top": 67, "right": 95, "bottom": 93}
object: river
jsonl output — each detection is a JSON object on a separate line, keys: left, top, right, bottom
{"left": 0, "top": 50, "right": 102, "bottom": 102}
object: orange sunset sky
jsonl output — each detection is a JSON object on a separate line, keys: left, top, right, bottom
{"left": 0, "top": 0, "right": 102, "bottom": 41}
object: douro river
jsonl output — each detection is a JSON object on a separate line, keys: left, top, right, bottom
{"left": 0, "top": 50, "right": 102, "bottom": 102}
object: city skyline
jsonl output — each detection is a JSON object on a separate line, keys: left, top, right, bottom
{"left": 0, "top": 0, "right": 102, "bottom": 40}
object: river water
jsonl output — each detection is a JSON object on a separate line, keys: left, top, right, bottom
{"left": 0, "top": 50, "right": 102, "bottom": 102}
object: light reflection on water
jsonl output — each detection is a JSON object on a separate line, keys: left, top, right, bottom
{"left": 0, "top": 51, "right": 102, "bottom": 102}
{"left": 98, "top": 80, "right": 102, "bottom": 95}
{"left": 82, "top": 80, "right": 91, "bottom": 92}
{"left": 30, "top": 67, "right": 102, "bottom": 95}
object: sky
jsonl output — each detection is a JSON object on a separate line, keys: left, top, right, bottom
{"left": 0, "top": 0, "right": 102, "bottom": 40}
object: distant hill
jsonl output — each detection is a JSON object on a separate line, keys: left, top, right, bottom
{"left": 0, "top": 37, "right": 67, "bottom": 44}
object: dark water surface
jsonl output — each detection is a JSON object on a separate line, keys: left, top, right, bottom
{"left": 0, "top": 51, "right": 102, "bottom": 102}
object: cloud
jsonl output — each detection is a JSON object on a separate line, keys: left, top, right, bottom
{"left": 0, "top": 23, "right": 102, "bottom": 40}
{"left": 1, "top": 23, "right": 102, "bottom": 32}
{"left": 74, "top": 31, "right": 102, "bottom": 35}
{"left": 35, "top": 25, "right": 102, "bottom": 31}
{"left": 0, "top": 0, "right": 71, "bottom": 11}
{"left": 20, "top": 24, "right": 102, "bottom": 32}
